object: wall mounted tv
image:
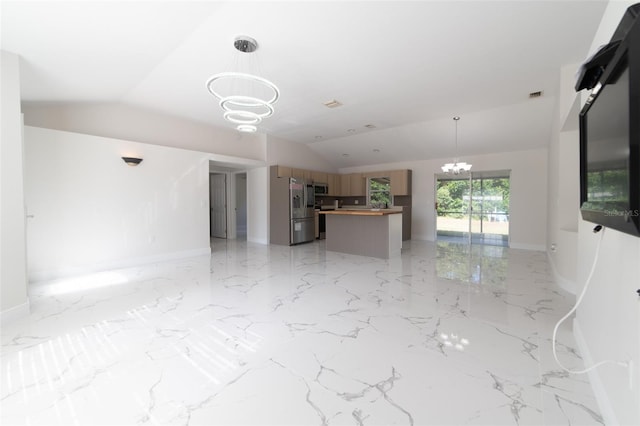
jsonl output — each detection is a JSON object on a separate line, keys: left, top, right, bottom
{"left": 579, "top": 3, "right": 640, "bottom": 237}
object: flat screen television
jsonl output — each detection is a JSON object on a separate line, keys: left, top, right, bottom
{"left": 579, "top": 5, "right": 640, "bottom": 237}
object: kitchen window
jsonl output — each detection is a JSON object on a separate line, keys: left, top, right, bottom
{"left": 368, "top": 177, "right": 391, "bottom": 208}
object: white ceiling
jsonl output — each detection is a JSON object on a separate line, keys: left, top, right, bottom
{"left": 1, "top": 1, "right": 607, "bottom": 168}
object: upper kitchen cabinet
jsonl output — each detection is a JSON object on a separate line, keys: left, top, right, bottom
{"left": 311, "top": 171, "right": 327, "bottom": 184}
{"left": 277, "top": 166, "right": 292, "bottom": 178}
{"left": 363, "top": 171, "right": 388, "bottom": 179}
{"left": 275, "top": 166, "right": 407, "bottom": 196}
{"left": 340, "top": 173, "right": 365, "bottom": 196}
{"left": 350, "top": 173, "right": 365, "bottom": 196}
{"left": 291, "top": 168, "right": 303, "bottom": 179}
{"left": 340, "top": 174, "right": 351, "bottom": 196}
{"left": 291, "top": 168, "right": 312, "bottom": 181}
{"left": 389, "top": 170, "right": 412, "bottom": 196}
{"left": 327, "top": 173, "right": 340, "bottom": 196}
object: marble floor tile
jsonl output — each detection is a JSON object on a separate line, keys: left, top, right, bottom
{"left": 0, "top": 240, "right": 602, "bottom": 425}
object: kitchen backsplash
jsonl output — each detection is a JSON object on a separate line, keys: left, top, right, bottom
{"left": 315, "top": 195, "right": 366, "bottom": 207}
{"left": 340, "top": 196, "right": 367, "bottom": 206}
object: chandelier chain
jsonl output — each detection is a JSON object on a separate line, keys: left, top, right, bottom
{"left": 441, "top": 116, "right": 471, "bottom": 174}
{"left": 206, "top": 36, "right": 279, "bottom": 133}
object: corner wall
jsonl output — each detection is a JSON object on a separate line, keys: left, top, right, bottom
{"left": 1, "top": 51, "right": 29, "bottom": 320}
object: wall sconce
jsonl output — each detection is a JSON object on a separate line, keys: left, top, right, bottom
{"left": 122, "top": 157, "right": 143, "bottom": 167}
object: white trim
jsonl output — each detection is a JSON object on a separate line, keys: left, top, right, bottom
{"left": 28, "top": 247, "right": 211, "bottom": 283}
{"left": 509, "top": 242, "right": 546, "bottom": 251}
{"left": 547, "top": 251, "right": 576, "bottom": 295}
{"left": 1, "top": 300, "right": 30, "bottom": 323}
{"left": 573, "top": 318, "right": 618, "bottom": 426}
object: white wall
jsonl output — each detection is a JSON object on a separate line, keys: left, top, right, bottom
{"left": 1, "top": 51, "right": 29, "bottom": 320}
{"left": 342, "top": 148, "right": 548, "bottom": 250}
{"left": 266, "top": 134, "right": 337, "bottom": 172}
{"left": 547, "top": 129, "right": 580, "bottom": 290}
{"left": 22, "top": 103, "right": 267, "bottom": 160}
{"left": 20, "top": 105, "right": 335, "bottom": 258}
{"left": 563, "top": 2, "right": 640, "bottom": 424}
{"left": 575, "top": 221, "right": 640, "bottom": 425}
{"left": 246, "top": 167, "right": 269, "bottom": 244}
{"left": 546, "top": 70, "right": 580, "bottom": 292}
{"left": 24, "top": 126, "right": 212, "bottom": 281}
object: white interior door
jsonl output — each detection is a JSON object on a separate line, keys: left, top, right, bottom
{"left": 210, "top": 173, "right": 227, "bottom": 238}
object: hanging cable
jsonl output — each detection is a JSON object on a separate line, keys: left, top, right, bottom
{"left": 552, "top": 225, "right": 630, "bottom": 374}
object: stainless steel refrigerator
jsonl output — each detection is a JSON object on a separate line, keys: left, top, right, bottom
{"left": 289, "top": 177, "right": 315, "bottom": 244}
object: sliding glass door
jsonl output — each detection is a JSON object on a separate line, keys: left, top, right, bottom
{"left": 436, "top": 175, "right": 472, "bottom": 243}
{"left": 436, "top": 171, "right": 510, "bottom": 246}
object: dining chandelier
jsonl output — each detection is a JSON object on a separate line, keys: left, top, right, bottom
{"left": 441, "top": 116, "right": 472, "bottom": 174}
{"left": 206, "top": 36, "right": 280, "bottom": 133}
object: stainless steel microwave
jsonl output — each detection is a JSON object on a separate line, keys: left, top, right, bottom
{"left": 314, "top": 183, "right": 328, "bottom": 195}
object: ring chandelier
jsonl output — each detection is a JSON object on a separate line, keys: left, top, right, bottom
{"left": 206, "top": 36, "right": 280, "bottom": 133}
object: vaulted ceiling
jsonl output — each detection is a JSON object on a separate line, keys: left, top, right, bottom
{"left": 1, "top": 1, "right": 607, "bottom": 167}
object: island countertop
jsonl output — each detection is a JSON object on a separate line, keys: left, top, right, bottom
{"left": 319, "top": 209, "right": 402, "bottom": 216}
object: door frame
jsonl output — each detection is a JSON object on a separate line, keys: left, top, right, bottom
{"left": 208, "top": 164, "right": 251, "bottom": 241}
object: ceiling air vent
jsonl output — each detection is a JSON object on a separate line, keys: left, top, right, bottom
{"left": 529, "top": 91, "right": 543, "bottom": 98}
{"left": 324, "top": 99, "right": 343, "bottom": 108}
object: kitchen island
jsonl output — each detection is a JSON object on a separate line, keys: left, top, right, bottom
{"left": 320, "top": 209, "right": 403, "bottom": 259}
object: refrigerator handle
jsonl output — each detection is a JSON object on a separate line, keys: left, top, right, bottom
{"left": 305, "top": 182, "right": 314, "bottom": 208}
{"left": 303, "top": 181, "right": 308, "bottom": 207}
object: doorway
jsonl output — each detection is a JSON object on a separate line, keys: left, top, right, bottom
{"left": 210, "top": 173, "right": 227, "bottom": 239}
{"left": 235, "top": 172, "right": 247, "bottom": 240}
{"left": 436, "top": 170, "right": 510, "bottom": 246}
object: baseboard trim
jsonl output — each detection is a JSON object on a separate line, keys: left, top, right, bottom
{"left": 546, "top": 251, "right": 576, "bottom": 295}
{"left": 573, "top": 318, "right": 618, "bottom": 426}
{"left": 1, "top": 300, "right": 30, "bottom": 323}
{"left": 28, "top": 247, "right": 212, "bottom": 283}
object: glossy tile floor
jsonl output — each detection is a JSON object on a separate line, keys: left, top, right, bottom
{"left": 1, "top": 240, "right": 602, "bottom": 425}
